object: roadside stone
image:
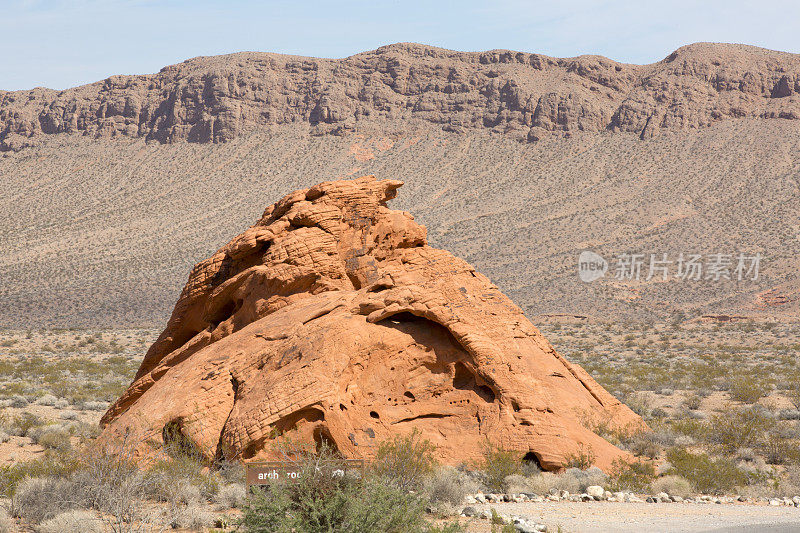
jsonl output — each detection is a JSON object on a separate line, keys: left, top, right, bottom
{"left": 464, "top": 495, "right": 477, "bottom": 505}
{"left": 586, "top": 486, "right": 605, "bottom": 500}
{"left": 461, "top": 506, "right": 477, "bottom": 517}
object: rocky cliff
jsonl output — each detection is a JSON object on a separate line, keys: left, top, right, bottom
{"left": 2, "top": 42, "right": 799, "bottom": 151}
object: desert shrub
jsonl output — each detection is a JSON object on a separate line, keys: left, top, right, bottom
{"left": 213, "top": 483, "right": 248, "bottom": 509}
{"left": 624, "top": 392, "right": 652, "bottom": 419}
{"left": 423, "top": 466, "right": 477, "bottom": 506}
{"left": 216, "top": 459, "right": 246, "bottom": 483}
{"left": 760, "top": 434, "right": 800, "bottom": 465}
{"left": 503, "top": 474, "right": 537, "bottom": 495}
{"left": 12, "top": 477, "right": 79, "bottom": 523}
{"left": 35, "top": 394, "right": 57, "bottom": 406}
{"left": 0, "top": 451, "right": 80, "bottom": 497}
{"left": 607, "top": 458, "right": 656, "bottom": 492}
{"left": 649, "top": 475, "right": 693, "bottom": 498}
{"left": 67, "top": 446, "right": 172, "bottom": 531}
{"left": 144, "top": 425, "right": 220, "bottom": 502}
{"left": 170, "top": 503, "right": 216, "bottom": 530}
{"left": 512, "top": 467, "right": 606, "bottom": 495}
{"left": 566, "top": 466, "right": 607, "bottom": 492}
{"left": 670, "top": 418, "right": 708, "bottom": 441}
{"left": 624, "top": 432, "right": 661, "bottom": 459}
{"left": 371, "top": 429, "right": 437, "bottom": 492}
{"left": 682, "top": 393, "right": 702, "bottom": 410}
{"left": 35, "top": 429, "right": 72, "bottom": 453}
{"left": 36, "top": 509, "right": 103, "bottom": 533}
{"left": 728, "top": 376, "right": 770, "bottom": 404}
{"left": 562, "top": 445, "right": 595, "bottom": 469}
{"left": 0, "top": 506, "right": 13, "bottom": 533}
{"left": 706, "top": 407, "right": 773, "bottom": 453}
{"left": 524, "top": 472, "right": 579, "bottom": 494}
{"left": 478, "top": 441, "right": 521, "bottom": 492}
{"left": 241, "top": 452, "right": 456, "bottom": 533}
{"left": 9, "top": 412, "right": 45, "bottom": 436}
{"left": 665, "top": 448, "right": 751, "bottom": 495}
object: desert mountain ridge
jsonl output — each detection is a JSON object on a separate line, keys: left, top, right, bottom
{"left": 2, "top": 41, "right": 799, "bottom": 152}
{"left": 1, "top": 42, "right": 799, "bottom": 328}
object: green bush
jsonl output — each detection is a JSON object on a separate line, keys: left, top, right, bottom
{"left": 607, "top": 458, "right": 656, "bottom": 492}
{"left": 371, "top": 429, "right": 437, "bottom": 492}
{"left": 36, "top": 430, "right": 72, "bottom": 453}
{"left": 728, "top": 376, "right": 769, "bottom": 404}
{"left": 562, "top": 445, "right": 596, "bottom": 470}
{"left": 423, "top": 467, "right": 477, "bottom": 506}
{"left": 760, "top": 434, "right": 800, "bottom": 465}
{"left": 0, "top": 451, "right": 80, "bottom": 497}
{"left": 706, "top": 408, "right": 772, "bottom": 453}
{"left": 665, "top": 448, "right": 751, "bottom": 495}
{"left": 241, "top": 445, "right": 460, "bottom": 533}
{"left": 479, "top": 440, "right": 521, "bottom": 492}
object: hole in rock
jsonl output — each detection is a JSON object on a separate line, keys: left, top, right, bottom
{"left": 171, "top": 328, "right": 203, "bottom": 351}
{"left": 522, "top": 451, "right": 544, "bottom": 472}
{"left": 339, "top": 403, "right": 347, "bottom": 411}
{"left": 404, "top": 391, "right": 415, "bottom": 401}
{"left": 369, "top": 411, "right": 380, "bottom": 419}
{"left": 313, "top": 427, "right": 339, "bottom": 454}
{"left": 273, "top": 407, "right": 325, "bottom": 434}
{"left": 512, "top": 400, "right": 520, "bottom": 412}
{"left": 347, "top": 272, "right": 362, "bottom": 290}
{"left": 162, "top": 420, "right": 203, "bottom": 460}
{"left": 453, "top": 362, "right": 496, "bottom": 403}
{"left": 208, "top": 298, "right": 243, "bottom": 329}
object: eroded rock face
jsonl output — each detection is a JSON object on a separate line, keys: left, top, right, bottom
{"left": 99, "top": 176, "right": 643, "bottom": 470}
{"left": 2, "top": 42, "right": 799, "bottom": 151}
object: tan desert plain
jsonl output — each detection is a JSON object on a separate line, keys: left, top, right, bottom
{"left": 0, "top": 42, "right": 799, "bottom": 532}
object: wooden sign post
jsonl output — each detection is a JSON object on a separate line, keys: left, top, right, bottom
{"left": 245, "top": 459, "right": 365, "bottom": 488}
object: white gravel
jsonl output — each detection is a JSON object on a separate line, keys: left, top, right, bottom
{"left": 467, "top": 500, "right": 800, "bottom": 532}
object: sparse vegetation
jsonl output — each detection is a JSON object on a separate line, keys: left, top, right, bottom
{"left": 478, "top": 440, "right": 521, "bottom": 493}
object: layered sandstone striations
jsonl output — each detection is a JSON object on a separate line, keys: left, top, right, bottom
{"left": 99, "top": 176, "right": 643, "bottom": 470}
{"left": 2, "top": 42, "right": 799, "bottom": 151}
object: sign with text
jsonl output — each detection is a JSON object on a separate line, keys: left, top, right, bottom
{"left": 245, "top": 459, "right": 365, "bottom": 487}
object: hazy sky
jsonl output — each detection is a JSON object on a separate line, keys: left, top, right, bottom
{"left": 2, "top": 0, "right": 799, "bottom": 91}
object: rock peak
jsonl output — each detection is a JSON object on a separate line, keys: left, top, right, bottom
{"left": 99, "top": 176, "right": 644, "bottom": 470}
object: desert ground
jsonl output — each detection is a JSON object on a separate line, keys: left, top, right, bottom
{"left": 0, "top": 319, "right": 798, "bottom": 531}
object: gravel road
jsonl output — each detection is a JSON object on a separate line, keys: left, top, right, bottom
{"left": 467, "top": 501, "right": 800, "bottom": 532}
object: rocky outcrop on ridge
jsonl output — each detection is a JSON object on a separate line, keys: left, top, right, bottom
{"left": 2, "top": 42, "right": 799, "bottom": 151}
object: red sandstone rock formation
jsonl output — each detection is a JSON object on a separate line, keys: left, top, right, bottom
{"left": 99, "top": 176, "right": 644, "bottom": 470}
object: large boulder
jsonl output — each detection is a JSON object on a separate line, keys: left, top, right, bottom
{"left": 99, "top": 176, "right": 644, "bottom": 470}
